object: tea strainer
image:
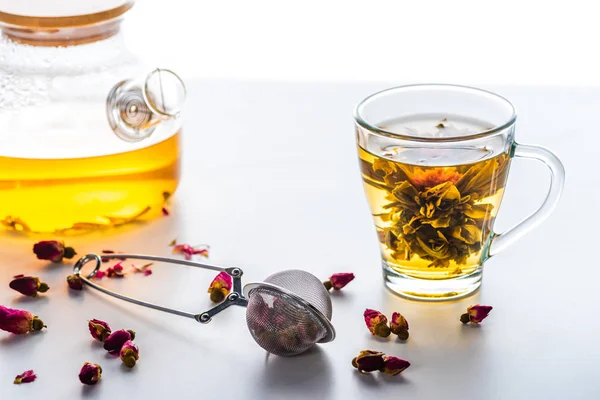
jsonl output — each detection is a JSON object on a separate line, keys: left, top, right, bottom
{"left": 73, "top": 254, "right": 335, "bottom": 357}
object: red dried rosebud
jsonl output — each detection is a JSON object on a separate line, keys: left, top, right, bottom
{"left": 382, "top": 356, "right": 410, "bottom": 376}
{"left": 103, "top": 329, "right": 135, "bottom": 354}
{"left": 323, "top": 272, "right": 355, "bottom": 291}
{"left": 9, "top": 275, "right": 49, "bottom": 297}
{"left": 106, "top": 262, "right": 126, "bottom": 278}
{"left": 363, "top": 309, "right": 391, "bottom": 338}
{"left": 78, "top": 362, "right": 102, "bottom": 385}
{"left": 208, "top": 271, "right": 232, "bottom": 303}
{"left": 88, "top": 319, "right": 111, "bottom": 342}
{"left": 33, "top": 240, "right": 76, "bottom": 262}
{"left": 351, "top": 350, "right": 385, "bottom": 373}
{"left": 390, "top": 312, "right": 409, "bottom": 340}
{"left": 460, "top": 304, "right": 493, "bottom": 324}
{"left": 66, "top": 274, "right": 84, "bottom": 291}
{"left": 14, "top": 369, "right": 36, "bottom": 384}
{"left": 0, "top": 305, "right": 46, "bottom": 334}
{"left": 120, "top": 340, "right": 139, "bottom": 368}
{"left": 172, "top": 244, "right": 209, "bottom": 260}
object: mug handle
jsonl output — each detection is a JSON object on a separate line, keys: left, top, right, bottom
{"left": 487, "top": 143, "right": 565, "bottom": 258}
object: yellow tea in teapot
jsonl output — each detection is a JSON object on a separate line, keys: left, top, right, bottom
{"left": 359, "top": 115, "right": 510, "bottom": 280}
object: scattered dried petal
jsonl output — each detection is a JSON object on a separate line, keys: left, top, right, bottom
{"left": 33, "top": 240, "right": 76, "bottom": 262}
{"left": 93, "top": 270, "right": 106, "bottom": 280}
{"left": 172, "top": 244, "right": 209, "bottom": 260}
{"left": 162, "top": 207, "right": 170, "bottom": 216}
{"left": 390, "top": 312, "right": 409, "bottom": 340}
{"left": 103, "top": 329, "right": 135, "bottom": 354}
{"left": 9, "top": 275, "right": 49, "bottom": 297}
{"left": 88, "top": 319, "right": 112, "bottom": 342}
{"left": 169, "top": 239, "right": 177, "bottom": 246}
{"left": 363, "top": 309, "right": 391, "bottom": 338}
{"left": 461, "top": 304, "right": 493, "bottom": 324}
{"left": 208, "top": 272, "right": 233, "bottom": 303}
{"left": 132, "top": 263, "right": 153, "bottom": 273}
{"left": 0, "top": 305, "right": 46, "bottom": 334}
{"left": 324, "top": 272, "right": 355, "bottom": 291}
{"left": 351, "top": 350, "right": 385, "bottom": 373}
{"left": 120, "top": 340, "right": 139, "bottom": 368}
{"left": 106, "top": 262, "right": 126, "bottom": 278}
{"left": 382, "top": 356, "right": 410, "bottom": 375}
{"left": 78, "top": 362, "right": 102, "bottom": 385}
{"left": 67, "top": 274, "right": 84, "bottom": 291}
{"left": 14, "top": 370, "right": 36, "bottom": 384}
{"left": 143, "top": 269, "right": 153, "bottom": 276}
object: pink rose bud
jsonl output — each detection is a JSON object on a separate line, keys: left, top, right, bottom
{"left": 382, "top": 356, "right": 411, "bottom": 376}
{"left": 14, "top": 369, "right": 36, "bottom": 384}
{"left": 78, "top": 362, "right": 102, "bottom": 385}
{"left": 106, "top": 262, "right": 126, "bottom": 278}
{"left": 88, "top": 319, "right": 112, "bottom": 342}
{"left": 9, "top": 275, "right": 49, "bottom": 297}
{"left": 120, "top": 340, "right": 139, "bottom": 368}
{"left": 66, "top": 274, "right": 83, "bottom": 291}
{"left": 172, "top": 244, "right": 209, "bottom": 260}
{"left": 390, "top": 312, "right": 409, "bottom": 340}
{"left": 207, "top": 271, "right": 233, "bottom": 303}
{"left": 323, "top": 272, "right": 355, "bottom": 291}
{"left": 0, "top": 305, "right": 46, "bottom": 334}
{"left": 351, "top": 350, "right": 386, "bottom": 373}
{"left": 363, "top": 309, "right": 391, "bottom": 338}
{"left": 33, "top": 240, "right": 76, "bottom": 262}
{"left": 103, "top": 329, "right": 135, "bottom": 354}
{"left": 460, "top": 304, "right": 493, "bottom": 324}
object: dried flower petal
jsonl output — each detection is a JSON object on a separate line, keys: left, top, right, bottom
{"left": 132, "top": 263, "right": 153, "bottom": 274}
{"left": 172, "top": 244, "right": 209, "bottom": 260}
{"left": 162, "top": 207, "right": 170, "bottom": 216}
{"left": 169, "top": 239, "right": 177, "bottom": 246}
{"left": 363, "top": 309, "right": 391, "bottom": 338}
{"left": 106, "top": 262, "right": 126, "bottom": 278}
{"left": 88, "top": 319, "right": 111, "bottom": 342}
{"left": 9, "top": 275, "right": 49, "bottom": 297}
{"left": 103, "top": 329, "right": 135, "bottom": 354}
{"left": 390, "top": 312, "right": 409, "bottom": 340}
{"left": 66, "top": 274, "right": 84, "bottom": 291}
{"left": 461, "top": 304, "right": 493, "bottom": 324}
{"left": 78, "top": 362, "right": 102, "bottom": 385}
{"left": 382, "top": 355, "right": 410, "bottom": 375}
{"left": 208, "top": 271, "right": 233, "bottom": 303}
{"left": 351, "top": 350, "right": 385, "bottom": 373}
{"left": 323, "top": 272, "right": 355, "bottom": 291}
{"left": 93, "top": 270, "right": 106, "bottom": 279}
{"left": 14, "top": 369, "right": 36, "bottom": 384}
{"left": 0, "top": 305, "right": 46, "bottom": 334}
{"left": 143, "top": 269, "right": 152, "bottom": 276}
{"left": 120, "top": 340, "right": 139, "bottom": 368}
{"left": 33, "top": 240, "right": 76, "bottom": 262}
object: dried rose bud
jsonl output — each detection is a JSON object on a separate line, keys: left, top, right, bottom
{"left": 9, "top": 275, "right": 49, "bottom": 297}
{"left": 103, "top": 329, "right": 135, "bottom": 354}
{"left": 382, "top": 355, "right": 410, "bottom": 376}
{"left": 88, "top": 319, "right": 111, "bottom": 342}
{"left": 14, "top": 369, "right": 36, "bottom": 384}
{"left": 120, "top": 340, "right": 139, "bottom": 368}
{"left": 33, "top": 240, "right": 76, "bottom": 262}
{"left": 460, "top": 304, "right": 493, "bottom": 324}
{"left": 208, "top": 271, "right": 232, "bottom": 303}
{"left": 106, "top": 262, "right": 126, "bottom": 278}
{"left": 172, "top": 244, "right": 209, "bottom": 260}
{"left": 351, "top": 350, "right": 385, "bottom": 373}
{"left": 66, "top": 274, "right": 84, "bottom": 291}
{"left": 390, "top": 312, "right": 409, "bottom": 340}
{"left": 323, "top": 272, "right": 355, "bottom": 291}
{"left": 363, "top": 309, "right": 391, "bottom": 338}
{"left": 78, "top": 362, "right": 102, "bottom": 385}
{"left": 0, "top": 305, "right": 46, "bottom": 334}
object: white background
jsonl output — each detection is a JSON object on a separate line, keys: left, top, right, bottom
{"left": 127, "top": 0, "right": 600, "bottom": 86}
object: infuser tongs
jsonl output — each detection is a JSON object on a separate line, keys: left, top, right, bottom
{"left": 73, "top": 253, "right": 335, "bottom": 356}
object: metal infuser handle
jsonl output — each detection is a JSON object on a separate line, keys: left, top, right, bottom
{"left": 73, "top": 254, "right": 248, "bottom": 323}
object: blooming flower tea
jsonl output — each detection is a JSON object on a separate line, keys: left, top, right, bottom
{"left": 359, "top": 115, "right": 510, "bottom": 282}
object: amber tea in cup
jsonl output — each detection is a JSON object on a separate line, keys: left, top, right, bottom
{"left": 355, "top": 85, "right": 564, "bottom": 300}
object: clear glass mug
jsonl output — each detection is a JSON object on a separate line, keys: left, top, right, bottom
{"left": 354, "top": 84, "right": 565, "bottom": 300}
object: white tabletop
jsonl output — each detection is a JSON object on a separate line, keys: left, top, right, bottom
{"left": 0, "top": 81, "right": 595, "bottom": 400}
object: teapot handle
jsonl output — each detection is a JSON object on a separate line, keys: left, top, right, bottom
{"left": 486, "top": 143, "right": 565, "bottom": 258}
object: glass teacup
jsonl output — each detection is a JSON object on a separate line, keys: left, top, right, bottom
{"left": 355, "top": 84, "right": 565, "bottom": 300}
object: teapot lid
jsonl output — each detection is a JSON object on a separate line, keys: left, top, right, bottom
{"left": 0, "top": 1, "right": 132, "bottom": 23}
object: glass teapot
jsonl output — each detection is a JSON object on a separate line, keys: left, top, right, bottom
{"left": 0, "top": 1, "right": 185, "bottom": 233}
